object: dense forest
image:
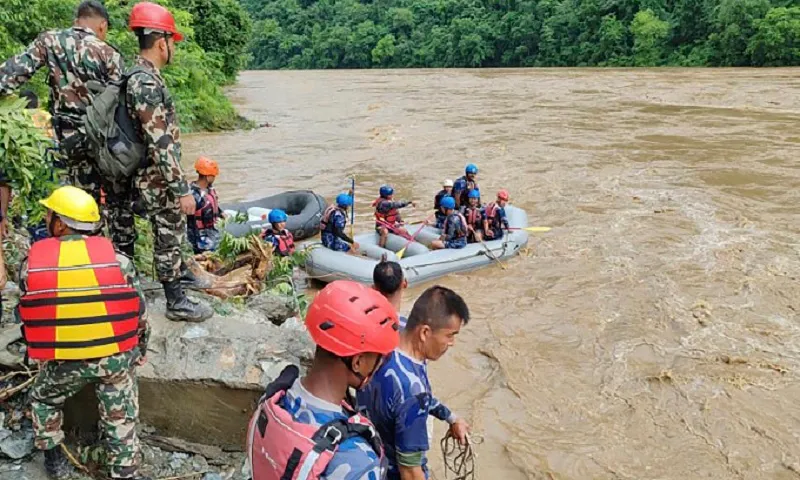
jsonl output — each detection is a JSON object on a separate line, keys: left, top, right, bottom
{"left": 0, "top": 0, "right": 252, "bottom": 131}
{"left": 243, "top": 0, "right": 800, "bottom": 69}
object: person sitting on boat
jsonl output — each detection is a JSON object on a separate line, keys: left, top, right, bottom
{"left": 433, "top": 179, "right": 454, "bottom": 228}
{"left": 373, "top": 185, "right": 415, "bottom": 248}
{"left": 373, "top": 256, "right": 408, "bottom": 329}
{"left": 452, "top": 163, "right": 479, "bottom": 208}
{"left": 321, "top": 193, "right": 360, "bottom": 253}
{"left": 187, "top": 156, "right": 224, "bottom": 254}
{"left": 483, "top": 189, "right": 511, "bottom": 240}
{"left": 431, "top": 196, "right": 467, "bottom": 250}
{"left": 261, "top": 209, "right": 295, "bottom": 257}
{"left": 460, "top": 189, "right": 484, "bottom": 244}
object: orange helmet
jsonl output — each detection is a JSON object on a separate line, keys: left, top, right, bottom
{"left": 129, "top": 2, "right": 184, "bottom": 42}
{"left": 194, "top": 156, "right": 219, "bottom": 176}
{"left": 305, "top": 281, "right": 400, "bottom": 357}
{"left": 497, "top": 189, "right": 510, "bottom": 201}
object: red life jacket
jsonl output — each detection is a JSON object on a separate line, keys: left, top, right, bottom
{"left": 194, "top": 187, "right": 220, "bottom": 230}
{"left": 372, "top": 197, "right": 401, "bottom": 225}
{"left": 18, "top": 237, "right": 141, "bottom": 361}
{"left": 443, "top": 212, "right": 468, "bottom": 239}
{"left": 320, "top": 205, "right": 342, "bottom": 234}
{"left": 463, "top": 206, "right": 482, "bottom": 228}
{"left": 247, "top": 366, "right": 384, "bottom": 480}
{"left": 263, "top": 228, "right": 295, "bottom": 256}
{"left": 484, "top": 202, "right": 503, "bottom": 230}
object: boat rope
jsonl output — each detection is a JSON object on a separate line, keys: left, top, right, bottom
{"left": 441, "top": 433, "right": 483, "bottom": 480}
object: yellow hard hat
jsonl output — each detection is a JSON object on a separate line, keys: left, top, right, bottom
{"left": 39, "top": 186, "right": 101, "bottom": 228}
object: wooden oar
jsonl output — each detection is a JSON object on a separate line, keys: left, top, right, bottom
{"left": 506, "top": 226, "right": 551, "bottom": 233}
{"left": 397, "top": 213, "right": 436, "bottom": 259}
{"left": 375, "top": 218, "right": 413, "bottom": 240}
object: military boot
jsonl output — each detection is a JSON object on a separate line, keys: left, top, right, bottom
{"left": 179, "top": 261, "right": 214, "bottom": 289}
{"left": 44, "top": 446, "right": 75, "bottom": 480}
{"left": 163, "top": 280, "right": 213, "bottom": 322}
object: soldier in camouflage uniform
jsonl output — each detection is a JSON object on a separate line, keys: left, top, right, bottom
{"left": 120, "top": 2, "right": 212, "bottom": 322}
{"left": 16, "top": 186, "right": 150, "bottom": 480}
{"left": 0, "top": 1, "right": 123, "bottom": 200}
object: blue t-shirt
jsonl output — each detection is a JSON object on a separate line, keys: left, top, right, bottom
{"left": 357, "top": 350, "right": 453, "bottom": 480}
{"left": 282, "top": 379, "right": 384, "bottom": 480}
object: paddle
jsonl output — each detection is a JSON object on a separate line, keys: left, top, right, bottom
{"left": 506, "top": 226, "right": 552, "bottom": 233}
{"left": 480, "top": 237, "right": 506, "bottom": 270}
{"left": 349, "top": 176, "right": 355, "bottom": 239}
{"left": 375, "top": 218, "right": 413, "bottom": 240}
{"left": 397, "top": 213, "right": 436, "bottom": 259}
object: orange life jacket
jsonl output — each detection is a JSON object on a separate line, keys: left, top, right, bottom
{"left": 372, "top": 198, "right": 401, "bottom": 225}
{"left": 320, "top": 205, "right": 343, "bottom": 234}
{"left": 263, "top": 228, "right": 295, "bottom": 257}
{"left": 18, "top": 237, "right": 141, "bottom": 361}
{"left": 463, "top": 206, "right": 482, "bottom": 228}
{"left": 484, "top": 202, "right": 505, "bottom": 231}
{"left": 194, "top": 187, "right": 220, "bottom": 230}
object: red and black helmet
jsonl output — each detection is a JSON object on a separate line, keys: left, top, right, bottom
{"left": 305, "top": 281, "right": 400, "bottom": 357}
{"left": 497, "top": 189, "right": 510, "bottom": 201}
{"left": 129, "top": 2, "right": 184, "bottom": 42}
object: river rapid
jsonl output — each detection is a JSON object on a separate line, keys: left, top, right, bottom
{"left": 183, "top": 68, "right": 800, "bottom": 479}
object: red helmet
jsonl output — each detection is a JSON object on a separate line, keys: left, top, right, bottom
{"left": 305, "top": 280, "right": 399, "bottom": 357}
{"left": 129, "top": 2, "right": 184, "bottom": 42}
{"left": 194, "top": 156, "right": 219, "bottom": 176}
{"left": 497, "top": 189, "right": 510, "bottom": 201}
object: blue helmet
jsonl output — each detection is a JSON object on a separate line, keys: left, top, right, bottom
{"left": 465, "top": 163, "right": 478, "bottom": 175}
{"left": 441, "top": 196, "right": 456, "bottom": 210}
{"left": 468, "top": 189, "right": 481, "bottom": 199}
{"left": 336, "top": 193, "right": 353, "bottom": 207}
{"left": 268, "top": 209, "right": 288, "bottom": 224}
{"left": 379, "top": 185, "right": 394, "bottom": 198}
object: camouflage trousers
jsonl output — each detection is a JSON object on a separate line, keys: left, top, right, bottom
{"left": 65, "top": 157, "right": 102, "bottom": 203}
{"left": 30, "top": 350, "right": 141, "bottom": 479}
{"left": 106, "top": 165, "right": 187, "bottom": 282}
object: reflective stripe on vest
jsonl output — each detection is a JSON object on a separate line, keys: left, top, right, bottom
{"left": 247, "top": 370, "right": 385, "bottom": 480}
{"left": 195, "top": 188, "right": 220, "bottom": 230}
{"left": 18, "top": 237, "right": 141, "bottom": 361}
{"left": 443, "top": 212, "right": 467, "bottom": 239}
{"left": 372, "top": 198, "right": 400, "bottom": 225}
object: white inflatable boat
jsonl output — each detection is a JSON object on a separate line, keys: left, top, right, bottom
{"left": 304, "top": 205, "right": 529, "bottom": 286}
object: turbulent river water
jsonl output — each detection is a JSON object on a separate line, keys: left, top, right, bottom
{"left": 183, "top": 69, "right": 800, "bottom": 479}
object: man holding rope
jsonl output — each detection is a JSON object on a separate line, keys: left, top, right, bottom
{"left": 357, "top": 286, "right": 472, "bottom": 480}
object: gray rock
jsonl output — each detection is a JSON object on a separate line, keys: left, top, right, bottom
{"left": 203, "top": 473, "right": 224, "bottom": 480}
{"left": 247, "top": 291, "right": 294, "bottom": 325}
{"left": 0, "top": 428, "right": 34, "bottom": 459}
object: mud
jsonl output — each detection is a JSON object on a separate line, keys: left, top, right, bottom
{"left": 183, "top": 68, "right": 800, "bottom": 479}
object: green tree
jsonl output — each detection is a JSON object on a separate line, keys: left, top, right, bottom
{"left": 707, "top": 0, "right": 771, "bottom": 66}
{"left": 372, "top": 34, "right": 397, "bottom": 66}
{"left": 748, "top": 6, "right": 800, "bottom": 66}
{"left": 630, "top": 9, "right": 670, "bottom": 66}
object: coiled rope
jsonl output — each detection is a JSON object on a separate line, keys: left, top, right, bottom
{"left": 441, "top": 433, "right": 483, "bottom": 480}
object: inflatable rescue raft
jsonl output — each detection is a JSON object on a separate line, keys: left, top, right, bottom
{"left": 305, "top": 205, "right": 529, "bottom": 286}
{"left": 222, "top": 190, "right": 327, "bottom": 240}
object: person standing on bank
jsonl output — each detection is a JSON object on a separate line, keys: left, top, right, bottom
{"left": 357, "top": 286, "right": 472, "bottom": 480}
{"left": 0, "top": 1, "right": 124, "bottom": 200}
{"left": 16, "top": 186, "right": 150, "bottom": 480}
{"left": 124, "top": 2, "right": 212, "bottom": 322}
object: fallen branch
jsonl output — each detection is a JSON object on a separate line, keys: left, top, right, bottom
{"left": 0, "top": 375, "right": 36, "bottom": 400}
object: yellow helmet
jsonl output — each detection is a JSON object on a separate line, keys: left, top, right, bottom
{"left": 39, "top": 186, "right": 101, "bottom": 230}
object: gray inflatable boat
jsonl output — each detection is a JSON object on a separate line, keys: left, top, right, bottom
{"left": 222, "top": 190, "right": 327, "bottom": 240}
{"left": 304, "top": 205, "right": 529, "bottom": 286}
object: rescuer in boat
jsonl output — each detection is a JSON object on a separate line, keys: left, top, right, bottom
{"left": 483, "top": 189, "right": 511, "bottom": 240}
{"left": 261, "top": 209, "right": 295, "bottom": 257}
{"left": 433, "top": 179, "right": 453, "bottom": 229}
{"left": 373, "top": 185, "right": 415, "bottom": 248}
{"left": 16, "top": 186, "right": 150, "bottom": 480}
{"left": 373, "top": 257, "right": 408, "bottom": 328}
{"left": 187, "top": 156, "right": 224, "bottom": 253}
{"left": 321, "top": 193, "right": 360, "bottom": 254}
{"left": 430, "top": 196, "right": 467, "bottom": 250}
{"left": 460, "top": 189, "right": 484, "bottom": 243}
{"left": 452, "top": 164, "right": 479, "bottom": 209}
{"left": 246, "top": 280, "right": 399, "bottom": 480}
{"left": 357, "top": 286, "right": 472, "bottom": 480}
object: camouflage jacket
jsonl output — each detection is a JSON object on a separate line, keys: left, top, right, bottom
{"left": 0, "top": 26, "right": 124, "bottom": 141}
{"left": 16, "top": 235, "right": 150, "bottom": 356}
{"left": 126, "top": 56, "right": 189, "bottom": 197}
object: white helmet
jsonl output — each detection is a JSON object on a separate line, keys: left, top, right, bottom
{"left": 443, "top": 179, "right": 454, "bottom": 188}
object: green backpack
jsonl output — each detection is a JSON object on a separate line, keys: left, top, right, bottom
{"left": 84, "top": 66, "right": 151, "bottom": 182}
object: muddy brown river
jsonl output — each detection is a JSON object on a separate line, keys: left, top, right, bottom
{"left": 184, "top": 69, "right": 800, "bottom": 479}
